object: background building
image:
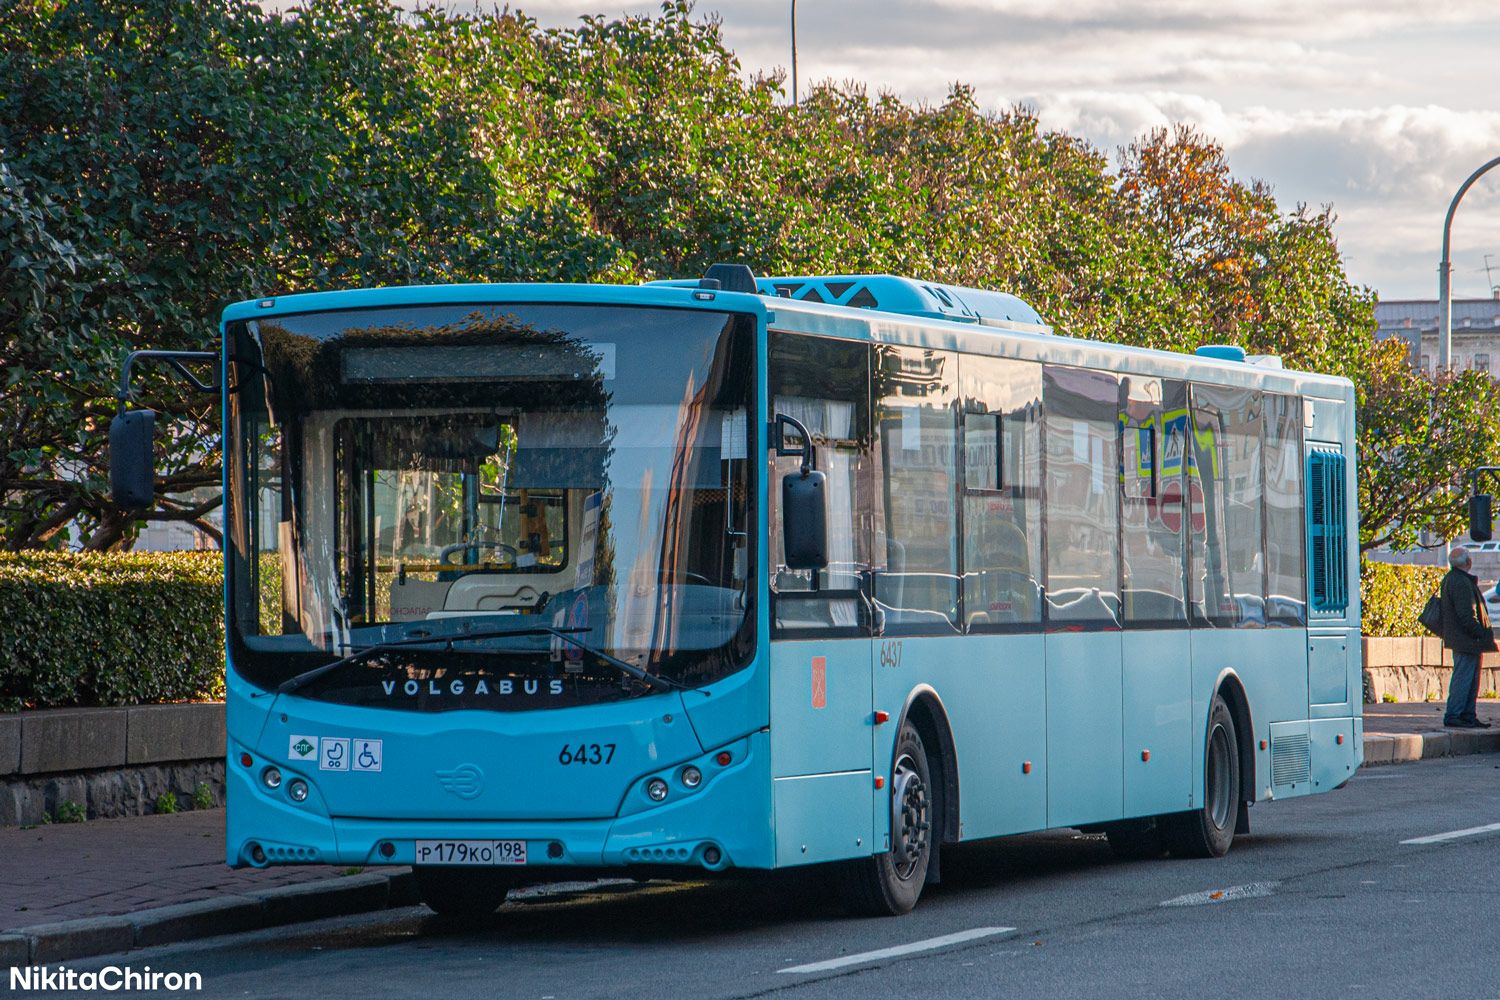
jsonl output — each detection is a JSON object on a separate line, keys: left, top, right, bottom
{"left": 1375, "top": 296, "right": 1500, "bottom": 373}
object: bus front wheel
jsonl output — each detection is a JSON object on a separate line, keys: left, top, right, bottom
{"left": 1164, "top": 694, "right": 1240, "bottom": 858}
{"left": 415, "top": 866, "right": 515, "bottom": 918}
{"left": 837, "top": 721, "right": 932, "bottom": 916}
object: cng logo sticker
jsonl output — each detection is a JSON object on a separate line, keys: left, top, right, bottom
{"left": 811, "top": 656, "right": 827, "bottom": 710}
{"left": 289, "top": 736, "right": 318, "bottom": 762}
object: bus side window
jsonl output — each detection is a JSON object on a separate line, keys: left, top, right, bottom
{"left": 872, "top": 345, "right": 960, "bottom": 635}
{"left": 1042, "top": 365, "right": 1121, "bottom": 627}
{"left": 959, "top": 355, "right": 1043, "bottom": 632}
{"left": 1120, "top": 377, "right": 1188, "bottom": 627}
{"left": 1189, "top": 384, "right": 1266, "bottom": 627}
{"left": 1263, "top": 393, "right": 1306, "bottom": 624}
{"left": 768, "top": 332, "right": 873, "bottom": 637}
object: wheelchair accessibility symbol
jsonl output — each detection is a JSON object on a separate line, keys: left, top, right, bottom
{"left": 352, "top": 738, "right": 383, "bottom": 773}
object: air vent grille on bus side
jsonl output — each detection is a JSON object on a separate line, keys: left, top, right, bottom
{"left": 1270, "top": 733, "right": 1312, "bottom": 787}
{"left": 1306, "top": 449, "right": 1348, "bottom": 614}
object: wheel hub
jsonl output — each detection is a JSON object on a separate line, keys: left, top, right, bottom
{"left": 889, "top": 753, "right": 930, "bottom": 876}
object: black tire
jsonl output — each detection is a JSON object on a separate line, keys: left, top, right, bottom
{"left": 1163, "top": 694, "right": 1240, "bottom": 859}
{"left": 837, "top": 721, "right": 933, "bottom": 916}
{"left": 414, "top": 866, "right": 514, "bottom": 917}
{"left": 1104, "top": 816, "right": 1167, "bottom": 860}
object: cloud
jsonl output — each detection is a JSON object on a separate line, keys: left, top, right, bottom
{"left": 1232, "top": 106, "right": 1500, "bottom": 297}
{"left": 1027, "top": 94, "right": 1500, "bottom": 296}
{"left": 925, "top": 0, "right": 1492, "bottom": 40}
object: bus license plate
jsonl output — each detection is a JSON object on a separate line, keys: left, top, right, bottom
{"left": 414, "top": 840, "right": 527, "bottom": 866}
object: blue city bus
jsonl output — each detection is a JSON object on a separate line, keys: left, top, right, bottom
{"left": 112, "top": 265, "right": 1361, "bottom": 916}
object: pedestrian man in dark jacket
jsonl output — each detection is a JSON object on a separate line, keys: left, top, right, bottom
{"left": 1441, "top": 545, "right": 1496, "bottom": 728}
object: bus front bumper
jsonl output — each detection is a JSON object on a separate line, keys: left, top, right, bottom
{"left": 226, "top": 730, "right": 773, "bottom": 872}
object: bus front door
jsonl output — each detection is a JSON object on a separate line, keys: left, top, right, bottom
{"left": 767, "top": 636, "right": 875, "bottom": 866}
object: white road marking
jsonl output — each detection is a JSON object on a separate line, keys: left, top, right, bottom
{"left": 777, "top": 927, "right": 1016, "bottom": 974}
{"left": 1160, "top": 882, "right": 1279, "bottom": 907}
{"left": 1401, "top": 821, "right": 1500, "bottom": 845}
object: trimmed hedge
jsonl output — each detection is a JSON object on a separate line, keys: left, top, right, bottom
{"left": 0, "top": 552, "right": 224, "bottom": 711}
{"left": 1361, "top": 560, "right": 1447, "bottom": 638}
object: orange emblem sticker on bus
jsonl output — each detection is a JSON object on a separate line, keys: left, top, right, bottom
{"left": 811, "top": 656, "right": 827, "bottom": 709}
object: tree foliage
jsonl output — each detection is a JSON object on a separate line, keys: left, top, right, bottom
{"left": 1357, "top": 339, "right": 1500, "bottom": 550}
{"left": 0, "top": 0, "right": 511, "bottom": 549}
{"left": 0, "top": 0, "right": 1483, "bottom": 551}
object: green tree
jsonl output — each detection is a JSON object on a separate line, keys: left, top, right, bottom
{"left": 0, "top": 0, "right": 517, "bottom": 549}
{"left": 1357, "top": 339, "right": 1500, "bottom": 550}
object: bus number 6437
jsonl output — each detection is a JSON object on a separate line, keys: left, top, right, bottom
{"left": 558, "top": 743, "right": 616, "bottom": 765}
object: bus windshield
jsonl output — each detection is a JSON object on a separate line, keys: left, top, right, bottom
{"left": 226, "top": 304, "right": 756, "bottom": 711}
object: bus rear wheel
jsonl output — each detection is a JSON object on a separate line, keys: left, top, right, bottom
{"left": 837, "top": 721, "right": 932, "bottom": 916}
{"left": 415, "top": 866, "right": 515, "bottom": 918}
{"left": 1163, "top": 694, "right": 1240, "bottom": 859}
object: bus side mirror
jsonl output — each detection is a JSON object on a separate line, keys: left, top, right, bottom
{"left": 782, "top": 470, "right": 829, "bottom": 570}
{"left": 110, "top": 409, "right": 157, "bottom": 510}
{"left": 1471, "top": 494, "right": 1493, "bottom": 542}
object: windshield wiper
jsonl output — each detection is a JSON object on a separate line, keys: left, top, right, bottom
{"left": 533, "top": 626, "right": 707, "bottom": 697}
{"left": 267, "top": 625, "right": 701, "bottom": 697}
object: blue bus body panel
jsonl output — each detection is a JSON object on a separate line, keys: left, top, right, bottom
{"left": 871, "top": 635, "right": 1048, "bottom": 843}
{"left": 1308, "top": 633, "right": 1352, "bottom": 714}
{"left": 227, "top": 729, "right": 775, "bottom": 869}
{"left": 1121, "top": 631, "right": 1193, "bottom": 818}
{"left": 1044, "top": 631, "right": 1124, "bottom": 828}
{"left": 773, "top": 772, "right": 873, "bottom": 866}
{"left": 768, "top": 639, "right": 871, "bottom": 778}
{"left": 1191, "top": 627, "right": 1308, "bottom": 804}
{"left": 254, "top": 691, "right": 701, "bottom": 821}
{"left": 1309, "top": 718, "right": 1357, "bottom": 791}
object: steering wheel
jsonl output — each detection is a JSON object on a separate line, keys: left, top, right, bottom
{"left": 439, "top": 542, "right": 518, "bottom": 565}
{"left": 657, "top": 570, "right": 713, "bottom": 586}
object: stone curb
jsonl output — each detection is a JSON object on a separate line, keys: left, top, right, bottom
{"left": 8, "top": 868, "right": 415, "bottom": 965}
{"left": 1363, "top": 728, "right": 1500, "bottom": 766}
{"left": 1, "top": 933, "right": 33, "bottom": 967}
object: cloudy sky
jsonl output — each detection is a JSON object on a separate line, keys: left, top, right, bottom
{"left": 506, "top": 0, "right": 1500, "bottom": 302}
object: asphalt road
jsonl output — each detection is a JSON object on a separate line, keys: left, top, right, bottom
{"left": 64, "top": 755, "right": 1500, "bottom": 1000}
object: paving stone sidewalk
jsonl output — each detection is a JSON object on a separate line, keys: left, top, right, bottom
{"left": 0, "top": 809, "right": 384, "bottom": 932}
{"left": 1363, "top": 697, "right": 1500, "bottom": 735}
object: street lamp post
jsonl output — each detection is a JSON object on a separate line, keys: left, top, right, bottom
{"left": 1438, "top": 156, "right": 1500, "bottom": 370}
{"left": 790, "top": 0, "right": 798, "bottom": 105}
